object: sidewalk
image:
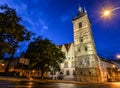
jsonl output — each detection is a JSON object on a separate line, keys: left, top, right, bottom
{"left": 0, "top": 76, "right": 101, "bottom": 84}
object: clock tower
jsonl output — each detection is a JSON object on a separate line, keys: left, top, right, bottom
{"left": 72, "top": 5, "right": 101, "bottom": 82}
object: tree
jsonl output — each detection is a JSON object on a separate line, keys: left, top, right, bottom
{"left": 49, "top": 44, "right": 65, "bottom": 79}
{"left": 25, "top": 36, "right": 65, "bottom": 79}
{"left": 0, "top": 4, "right": 31, "bottom": 72}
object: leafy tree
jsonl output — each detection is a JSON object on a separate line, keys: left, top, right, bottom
{"left": 0, "top": 4, "right": 31, "bottom": 72}
{"left": 25, "top": 36, "right": 65, "bottom": 79}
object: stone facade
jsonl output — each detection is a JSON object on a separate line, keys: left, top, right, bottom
{"left": 1, "top": 5, "right": 120, "bottom": 82}
{"left": 60, "top": 43, "right": 75, "bottom": 80}
{"left": 48, "top": 43, "right": 75, "bottom": 80}
{"left": 58, "top": 5, "right": 120, "bottom": 82}
{"left": 72, "top": 6, "right": 101, "bottom": 82}
{"left": 99, "top": 58, "right": 115, "bottom": 82}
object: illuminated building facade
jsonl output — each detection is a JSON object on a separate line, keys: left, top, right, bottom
{"left": 58, "top": 5, "right": 120, "bottom": 82}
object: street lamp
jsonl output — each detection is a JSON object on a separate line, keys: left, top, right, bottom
{"left": 103, "top": 10, "right": 111, "bottom": 16}
{"left": 102, "top": 7, "right": 120, "bottom": 17}
{"left": 116, "top": 54, "right": 120, "bottom": 59}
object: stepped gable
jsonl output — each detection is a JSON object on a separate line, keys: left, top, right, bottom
{"left": 58, "top": 43, "right": 72, "bottom": 52}
{"left": 64, "top": 43, "right": 72, "bottom": 52}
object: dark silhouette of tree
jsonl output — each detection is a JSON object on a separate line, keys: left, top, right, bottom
{"left": 25, "top": 36, "right": 65, "bottom": 79}
{"left": 0, "top": 4, "right": 32, "bottom": 72}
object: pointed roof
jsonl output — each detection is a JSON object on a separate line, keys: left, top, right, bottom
{"left": 58, "top": 43, "right": 73, "bottom": 52}
{"left": 78, "top": 4, "right": 82, "bottom": 12}
{"left": 64, "top": 43, "right": 71, "bottom": 52}
{"left": 72, "top": 4, "right": 87, "bottom": 21}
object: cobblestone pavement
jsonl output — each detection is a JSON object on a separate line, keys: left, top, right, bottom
{"left": 0, "top": 80, "right": 120, "bottom": 88}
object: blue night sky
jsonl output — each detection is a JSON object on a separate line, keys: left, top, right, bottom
{"left": 0, "top": 0, "right": 120, "bottom": 59}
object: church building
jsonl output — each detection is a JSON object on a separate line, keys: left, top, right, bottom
{"left": 57, "top": 5, "right": 119, "bottom": 82}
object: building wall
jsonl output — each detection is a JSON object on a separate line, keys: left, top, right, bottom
{"left": 60, "top": 43, "right": 75, "bottom": 80}
{"left": 100, "top": 59, "right": 117, "bottom": 82}
{"left": 72, "top": 7, "right": 101, "bottom": 82}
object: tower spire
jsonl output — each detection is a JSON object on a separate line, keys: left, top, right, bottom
{"left": 84, "top": 7, "right": 87, "bottom": 13}
{"left": 78, "top": 4, "right": 82, "bottom": 12}
{"left": 72, "top": 4, "right": 87, "bottom": 21}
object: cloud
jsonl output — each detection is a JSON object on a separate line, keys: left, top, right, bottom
{"left": 38, "top": 18, "right": 48, "bottom": 33}
{"left": 43, "top": 25, "right": 48, "bottom": 30}
{"left": 61, "top": 14, "right": 70, "bottom": 23}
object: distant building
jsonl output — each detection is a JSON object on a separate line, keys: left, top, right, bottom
{"left": 0, "top": 60, "right": 5, "bottom": 72}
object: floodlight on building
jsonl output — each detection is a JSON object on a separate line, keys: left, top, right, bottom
{"left": 112, "top": 65, "right": 115, "bottom": 68}
{"left": 1, "top": 64, "right": 5, "bottom": 67}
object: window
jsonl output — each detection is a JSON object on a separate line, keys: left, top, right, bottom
{"left": 89, "top": 71, "right": 91, "bottom": 75}
{"left": 73, "top": 70, "right": 75, "bottom": 75}
{"left": 79, "top": 22, "right": 82, "bottom": 28}
{"left": 85, "top": 46, "right": 88, "bottom": 51}
{"left": 79, "top": 59, "right": 83, "bottom": 65}
{"left": 66, "top": 70, "right": 70, "bottom": 75}
{"left": 64, "top": 62, "right": 68, "bottom": 68}
{"left": 80, "top": 72, "right": 82, "bottom": 75}
{"left": 86, "top": 59, "right": 90, "bottom": 66}
{"left": 71, "top": 61, "right": 75, "bottom": 68}
{"left": 80, "top": 37, "right": 83, "bottom": 42}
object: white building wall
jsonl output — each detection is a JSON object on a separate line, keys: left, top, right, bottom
{"left": 100, "top": 58, "right": 115, "bottom": 82}
{"left": 60, "top": 43, "right": 75, "bottom": 80}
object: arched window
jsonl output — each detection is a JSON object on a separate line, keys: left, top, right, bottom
{"left": 79, "top": 22, "right": 82, "bottom": 28}
{"left": 79, "top": 59, "right": 83, "bottom": 65}
{"left": 85, "top": 46, "right": 88, "bottom": 51}
{"left": 64, "top": 62, "right": 68, "bottom": 68}
{"left": 86, "top": 59, "right": 90, "bottom": 66}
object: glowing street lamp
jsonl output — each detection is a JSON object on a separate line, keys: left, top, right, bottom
{"left": 112, "top": 65, "right": 115, "bottom": 68}
{"left": 116, "top": 54, "right": 120, "bottom": 59}
{"left": 103, "top": 10, "right": 111, "bottom": 16}
{"left": 102, "top": 7, "right": 120, "bottom": 18}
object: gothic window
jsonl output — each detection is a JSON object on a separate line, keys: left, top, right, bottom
{"left": 80, "top": 37, "right": 83, "bottom": 42}
{"left": 66, "top": 70, "right": 70, "bottom": 75}
{"left": 79, "top": 59, "right": 83, "bottom": 65}
{"left": 73, "top": 70, "right": 75, "bottom": 75}
{"left": 64, "top": 62, "right": 68, "bottom": 68}
{"left": 89, "top": 71, "right": 91, "bottom": 75}
{"left": 79, "top": 22, "right": 82, "bottom": 28}
{"left": 85, "top": 46, "right": 88, "bottom": 51}
{"left": 80, "top": 72, "right": 82, "bottom": 75}
{"left": 78, "top": 48, "right": 80, "bottom": 52}
{"left": 86, "top": 59, "right": 90, "bottom": 66}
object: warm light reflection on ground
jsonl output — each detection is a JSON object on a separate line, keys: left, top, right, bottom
{"left": 1, "top": 80, "right": 120, "bottom": 88}
{"left": 111, "top": 82, "right": 120, "bottom": 86}
{"left": 27, "top": 82, "right": 34, "bottom": 88}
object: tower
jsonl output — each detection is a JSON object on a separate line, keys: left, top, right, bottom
{"left": 72, "top": 5, "right": 101, "bottom": 82}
